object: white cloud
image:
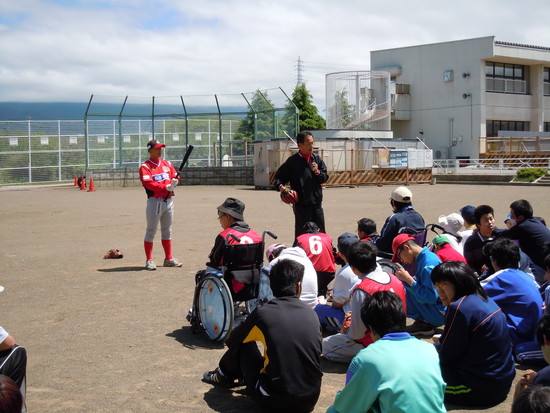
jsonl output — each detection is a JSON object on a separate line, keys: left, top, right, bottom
{"left": 1, "top": 0, "right": 549, "bottom": 113}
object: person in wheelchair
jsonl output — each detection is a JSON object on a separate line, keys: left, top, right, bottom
{"left": 198, "top": 197, "right": 262, "bottom": 282}
{"left": 202, "top": 259, "right": 323, "bottom": 413}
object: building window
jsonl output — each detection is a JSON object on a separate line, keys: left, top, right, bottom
{"left": 486, "top": 62, "right": 527, "bottom": 94}
{"left": 544, "top": 67, "right": 550, "bottom": 96}
{"left": 544, "top": 122, "right": 550, "bottom": 132}
{"left": 486, "top": 120, "right": 529, "bottom": 137}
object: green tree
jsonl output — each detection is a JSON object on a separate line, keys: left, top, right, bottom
{"left": 333, "top": 87, "right": 355, "bottom": 128}
{"left": 234, "top": 90, "right": 276, "bottom": 141}
{"left": 291, "top": 84, "right": 326, "bottom": 130}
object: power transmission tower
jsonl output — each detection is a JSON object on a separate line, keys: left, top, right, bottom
{"left": 296, "top": 56, "right": 304, "bottom": 86}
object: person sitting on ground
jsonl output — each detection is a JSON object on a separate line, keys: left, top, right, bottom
{"left": 268, "top": 246, "right": 318, "bottom": 309}
{"left": 459, "top": 205, "right": 476, "bottom": 246}
{"left": 437, "top": 212, "right": 464, "bottom": 253}
{"left": 0, "top": 326, "right": 26, "bottom": 409}
{"left": 295, "top": 222, "right": 336, "bottom": 298}
{"left": 205, "top": 198, "right": 262, "bottom": 270}
{"left": 512, "top": 385, "right": 550, "bottom": 413}
{"left": 463, "top": 204, "right": 498, "bottom": 277}
{"left": 431, "top": 261, "right": 515, "bottom": 407}
{"left": 375, "top": 186, "right": 425, "bottom": 255}
{"left": 202, "top": 259, "right": 322, "bottom": 413}
{"left": 495, "top": 199, "right": 550, "bottom": 283}
{"left": 326, "top": 291, "right": 446, "bottom": 413}
{"left": 480, "top": 238, "right": 543, "bottom": 348}
{"left": 314, "top": 233, "right": 361, "bottom": 332}
{"left": 357, "top": 218, "right": 378, "bottom": 243}
{"left": 0, "top": 375, "right": 23, "bottom": 413}
{"left": 322, "top": 242, "right": 406, "bottom": 363}
{"left": 513, "top": 314, "right": 550, "bottom": 401}
{"left": 392, "top": 234, "right": 445, "bottom": 336}
{"left": 431, "top": 235, "right": 467, "bottom": 264}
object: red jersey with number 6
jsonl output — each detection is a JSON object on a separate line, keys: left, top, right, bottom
{"left": 139, "top": 158, "right": 177, "bottom": 198}
{"left": 296, "top": 232, "right": 336, "bottom": 273}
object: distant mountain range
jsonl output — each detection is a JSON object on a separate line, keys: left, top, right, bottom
{"left": 0, "top": 102, "right": 250, "bottom": 121}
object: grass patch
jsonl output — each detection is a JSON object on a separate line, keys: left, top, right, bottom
{"left": 514, "top": 168, "right": 548, "bottom": 182}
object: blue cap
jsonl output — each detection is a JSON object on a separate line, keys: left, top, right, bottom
{"left": 337, "top": 233, "right": 359, "bottom": 259}
{"left": 460, "top": 205, "right": 475, "bottom": 222}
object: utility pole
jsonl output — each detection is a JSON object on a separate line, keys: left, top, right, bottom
{"left": 296, "top": 56, "right": 304, "bottom": 86}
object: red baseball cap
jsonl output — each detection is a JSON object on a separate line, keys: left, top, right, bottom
{"left": 147, "top": 139, "right": 166, "bottom": 150}
{"left": 391, "top": 233, "right": 415, "bottom": 262}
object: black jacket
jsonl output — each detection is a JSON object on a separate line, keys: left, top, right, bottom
{"left": 274, "top": 153, "right": 328, "bottom": 206}
{"left": 495, "top": 218, "right": 550, "bottom": 268}
{"left": 375, "top": 206, "right": 425, "bottom": 254}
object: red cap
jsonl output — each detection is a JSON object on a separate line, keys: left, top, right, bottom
{"left": 391, "top": 233, "right": 415, "bottom": 262}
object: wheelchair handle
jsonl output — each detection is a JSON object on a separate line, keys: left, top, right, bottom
{"left": 225, "top": 233, "right": 242, "bottom": 244}
{"left": 426, "top": 223, "right": 446, "bottom": 233}
{"left": 263, "top": 230, "right": 277, "bottom": 242}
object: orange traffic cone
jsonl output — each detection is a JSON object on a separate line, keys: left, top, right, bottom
{"left": 80, "top": 176, "right": 86, "bottom": 191}
{"left": 73, "top": 174, "right": 78, "bottom": 186}
{"left": 88, "top": 177, "right": 96, "bottom": 192}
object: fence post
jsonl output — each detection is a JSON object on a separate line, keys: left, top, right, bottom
{"left": 58, "top": 120, "right": 62, "bottom": 181}
{"left": 27, "top": 120, "right": 32, "bottom": 183}
{"left": 454, "top": 159, "right": 460, "bottom": 174}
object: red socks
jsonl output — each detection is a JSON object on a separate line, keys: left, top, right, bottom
{"left": 144, "top": 241, "right": 153, "bottom": 260}
{"left": 161, "top": 239, "right": 173, "bottom": 260}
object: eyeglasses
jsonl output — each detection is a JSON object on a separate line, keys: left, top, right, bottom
{"left": 396, "top": 247, "right": 404, "bottom": 260}
{"left": 217, "top": 212, "right": 224, "bottom": 220}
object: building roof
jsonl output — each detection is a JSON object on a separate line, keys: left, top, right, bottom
{"left": 494, "top": 40, "right": 550, "bottom": 52}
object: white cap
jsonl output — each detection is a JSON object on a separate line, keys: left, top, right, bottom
{"left": 438, "top": 213, "right": 464, "bottom": 235}
{"left": 390, "top": 186, "right": 413, "bottom": 203}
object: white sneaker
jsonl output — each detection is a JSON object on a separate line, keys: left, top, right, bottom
{"left": 163, "top": 258, "right": 182, "bottom": 267}
{"left": 145, "top": 260, "right": 157, "bottom": 271}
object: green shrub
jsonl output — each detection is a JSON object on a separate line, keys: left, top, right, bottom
{"left": 515, "top": 168, "right": 548, "bottom": 182}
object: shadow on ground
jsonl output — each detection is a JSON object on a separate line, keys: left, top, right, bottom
{"left": 167, "top": 327, "right": 225, "bottom": 350}
{"left": 203, "top": 386, "right": 262, "bottom": 413}
{"left": 97, "top": 266, "right": 146, "bottom": 272}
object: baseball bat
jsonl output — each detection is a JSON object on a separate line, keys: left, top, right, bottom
{"left": 164, "top": 145, "right": 194, "bottom": 201}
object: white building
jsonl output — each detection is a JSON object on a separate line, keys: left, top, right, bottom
{"left": 370, "top": 36, "right": 550, "bottom": 159}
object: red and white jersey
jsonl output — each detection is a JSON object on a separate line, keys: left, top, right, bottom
{"left": 219, "top": 227, "right": 263, "bottom": 245}
{"left": 296, "top": 232, "right": 336, "bottom": 273}
{"left": 353, "top": 270, "right": 407, "bottom": 346}
{"left": 139, "top": 158, "right": 177, "bottom": 198}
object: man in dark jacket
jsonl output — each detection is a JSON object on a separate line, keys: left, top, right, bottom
{"left": 375, "top": 186, "right": 425, "bottom": 255}
{"left": 495, "top": 199, "right": 550, "bottom": 283}
{"left": 274, "top": 131, "right": 329, "bottom": 240}
{"left": 203, "top": 259, "right": 323, "bottom": 413}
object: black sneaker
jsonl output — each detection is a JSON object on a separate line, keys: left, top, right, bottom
{"left": 405, "top": 320, "right": 435, "bottom": 337}
{"left": 202, "top": 368, "right": 238, "bottom": 387}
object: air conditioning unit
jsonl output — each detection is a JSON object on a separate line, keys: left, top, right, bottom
{"left": 434, "top": 148, "right": 448, "bottom": 159}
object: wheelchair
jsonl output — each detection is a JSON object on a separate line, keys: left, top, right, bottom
{"left": 187, "top": 230, "right": 277, "bottom": 342}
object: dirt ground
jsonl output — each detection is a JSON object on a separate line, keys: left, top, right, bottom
{"left": 1, "top": 182, "right": 549, "bottom": 412}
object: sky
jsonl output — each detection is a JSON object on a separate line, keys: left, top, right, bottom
{"left": 0, "top": 0, "right": 549, "bottom": 113}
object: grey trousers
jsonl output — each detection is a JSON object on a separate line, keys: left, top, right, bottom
{"left": 144, "top": 197, "right": 174, "bottom": 242}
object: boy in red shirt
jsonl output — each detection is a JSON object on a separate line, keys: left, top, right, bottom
{"left": 295, "top": 222, "right": 336, "bottom": 297}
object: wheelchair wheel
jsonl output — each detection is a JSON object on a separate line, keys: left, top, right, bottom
{"left": 197, "top": 274, "right": 234, "bottom": 342}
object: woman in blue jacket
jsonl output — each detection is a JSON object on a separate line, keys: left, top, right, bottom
{"left": 431, "top": 261, "right": 516, "bottom": 407}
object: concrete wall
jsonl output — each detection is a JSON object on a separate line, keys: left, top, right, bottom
{"left": 89, "top": 167, "right": 254, "bottom": 187}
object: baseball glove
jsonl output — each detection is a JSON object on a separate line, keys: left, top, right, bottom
{"left": 280, "top": 187, "right": 298, "bottom": 205}
{"left": 103, "top": 248, "right": 124, "bottom": 259}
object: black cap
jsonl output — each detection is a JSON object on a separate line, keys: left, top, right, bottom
{"left": 147, "top": 139, "right": 166, "bottom": 151}
{"left": 337, "top": 232, "right": 359, "bottom": 259}
{"left": 217, "top": 198, "right": 245, "bottom": 221}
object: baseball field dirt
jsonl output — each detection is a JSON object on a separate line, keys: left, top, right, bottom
{"left": 1, "top": 183, "right": 549, "bottom": 412}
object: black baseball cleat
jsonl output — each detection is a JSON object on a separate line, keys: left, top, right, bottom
{"left": 202, "top": 368, "right": 242, "bottom": 388}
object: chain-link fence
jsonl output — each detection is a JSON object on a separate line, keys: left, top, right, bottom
{"left": 0, "top": 118, "right": 253, "bottom": 185}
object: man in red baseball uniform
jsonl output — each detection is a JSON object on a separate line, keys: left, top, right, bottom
{"left": 139, "top": 139, "right": 182, "bottom": 271}
{"left": 295, "top": 222, "right": 336, "bottom": 298}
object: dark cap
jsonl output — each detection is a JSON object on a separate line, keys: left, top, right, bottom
{"left": 147, "top": 139, "right": 166, "bottom": 151}
{"left": 217, "top": 197, "right": 245, "bottom": 221}
{"left": 337, "top": 232, "right": 359, "bottom": 259}
{"left": 460, "top": 205, "right": 475, "bottom": 223}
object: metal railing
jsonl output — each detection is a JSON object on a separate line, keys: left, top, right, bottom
{"left": 486, "top": 78, "right": 527, "bottom": 94}
{"left": 433, "top": 157, "right": 550, "bottom": 175}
